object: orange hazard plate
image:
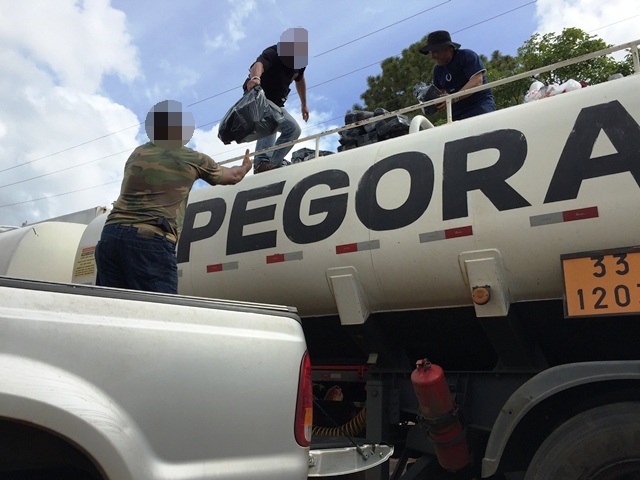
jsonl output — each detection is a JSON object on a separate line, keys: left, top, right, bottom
{"left": 562, "top": 247, "right": 640, "bottom": 318}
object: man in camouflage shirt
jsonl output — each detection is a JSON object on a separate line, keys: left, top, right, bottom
{"left": 95, "top": 100, "right": 252, "bottom": 294}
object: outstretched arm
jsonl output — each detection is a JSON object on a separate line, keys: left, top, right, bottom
{"left": 219, "top": 149, "right": 252, "bottom": 185}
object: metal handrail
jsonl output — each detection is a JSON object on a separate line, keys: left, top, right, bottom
{"left": 219, "top": 39, "right": 640, "bottom": 166}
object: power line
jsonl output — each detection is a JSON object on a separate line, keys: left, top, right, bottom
{"left": 0, "top": 122, "right": 142, "bottom": 174}
{"left": 0, "top": 180, "right": 121, "bottom": 210}
{"left": 589, "top": 12, "right": 640, "bottom": 33}
{"left": 313, "top": 0, "right": 451, "bottom": 58}
{"left": 3, "top": 1, "right": 572, "bottom": 210}
{"left": 0, "top": 149, "right": 130, "bottom": 189}
{"left": 451, "top": 1, "right": 538, "bottom": 35}
{"left": 1, "top": 1, "right": 457, "bottom": 174}
{"left": 0, "top": 0, "right": 545, "bottom": 201}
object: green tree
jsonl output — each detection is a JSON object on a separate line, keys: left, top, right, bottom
{"left": 515, "top": 27, "right": 633, "bottom": 86}
{"left": 354, "top": 28, "right": 633, "bottom": 119}
{"left": 485, "top": 50, "right": 528, "bottom": 109}
{"left": 358, "top": 35, "right": 530, "bottom": 120}
{"left": 359, "top": 35, "right": 437, "bottom": 116}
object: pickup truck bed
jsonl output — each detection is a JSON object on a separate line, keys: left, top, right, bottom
{"left": 0, "top": 276, "right": 310, "bottom": 480}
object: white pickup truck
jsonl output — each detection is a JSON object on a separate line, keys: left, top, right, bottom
{"left": 0, "top": 276, "right": 391, "bottom": 479}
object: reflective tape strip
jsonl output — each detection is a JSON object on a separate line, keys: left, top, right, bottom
{"left": 206, "top": 261, "right": 239, "bottom": 273}
{"left": 266, "top": 251, "right": 303, "bottom": 264}
{"left": 530, "top": 206, "right": 598, "bottom": 226}
{"left": 336, "top": 240, "right": 380, "bottom": 254}
{"left": 419, "top": 226, "right": 473, "bottom": 243}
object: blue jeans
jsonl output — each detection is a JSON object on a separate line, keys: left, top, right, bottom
{"left": 95, "top": 224, "right": 178, "bottom": 294}
{"left": 254, "top": 106, "right": 301, "bottom": 167}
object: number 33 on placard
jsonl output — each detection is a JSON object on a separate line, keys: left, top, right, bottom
{"left": 562, "top": 249, "right": 640, "bottom": 317}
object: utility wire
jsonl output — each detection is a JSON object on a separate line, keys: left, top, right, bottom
{"left": 0, "top": 123, "right": 142, "bottom": 174}
{"left": 18, "top": 1, "right": 635, "bottom": 211}
{"left": 313, "top": 0, "right": 451, "bottom": 58}
{"left": 589, "top": 12, "right": 640, "bottom": 33}
{"left": 451, "top": 1, "right": 537, "bottom": 35}
{"left": 0, "top": 0, "right": 552, "bottom": 202}
{"left": 0, "top": 180, "right": 121, "bottom": 210}
{"left": 0, "top": 1, "right": 468, "bottom": 174}
{"left": 0, "top": 149, "right": 130, "bottom": 189}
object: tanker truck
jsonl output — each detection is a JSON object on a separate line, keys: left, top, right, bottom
{"left": 2, "top": 40, "right": 640, "bottom": 479}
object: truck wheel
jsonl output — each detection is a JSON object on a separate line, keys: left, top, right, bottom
{"left": 525, "top": 402, "right": 640, "bottom": 479}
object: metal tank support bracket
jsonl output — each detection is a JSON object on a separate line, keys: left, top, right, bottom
{"left": 458, "top": 250, "right": 510, "bottom": 317}
{"left": 326, "top": 266, "right": 370, "bottom": 325}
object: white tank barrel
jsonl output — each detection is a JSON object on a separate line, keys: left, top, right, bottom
{"left": 71, "top": 215, "right": 107, "bottom": 285}
{"left": 0, "top": 222, "right": 87, "bottom": 283}
{"left": 175, "top": 75, "right": 640, "bottom": 319}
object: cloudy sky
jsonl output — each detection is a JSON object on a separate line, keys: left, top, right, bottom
{"left": 0, "top": 0, "right": 638, "bottom": 227}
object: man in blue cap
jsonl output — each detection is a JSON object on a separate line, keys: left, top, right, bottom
{"left": 420, "top": 30, "right": 495, "bottom": 120}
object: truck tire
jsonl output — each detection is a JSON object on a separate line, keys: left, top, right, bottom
{"left": 525, "top": 402, "right": 640, "bottom": 479}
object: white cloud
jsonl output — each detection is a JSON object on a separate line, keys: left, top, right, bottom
{"left": 536, "top": 0, "right": 640, "bottom": 47}
{"left": 0, "top": 0, "right": 139, "bottom": 92}
{"left": 205, "top": 0, "right": 257, "bottom": 52}
{"left": 0, "top": 0, "right": 142, "bottom": 226}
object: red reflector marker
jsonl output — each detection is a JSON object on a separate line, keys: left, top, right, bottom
{"left": 336, "top": 240, "right": 380, "bottom": 255}
{"left": 562, "top": 206, "right": 599, "bottom": 222}
{"left": 267, "top": 253, "right": 285, "bottom": 264}
{"left": 205, "top": 262, "right": 239, "bottom": 273}
{"left": 336, "top": 243, "right": 358, "bottom": 254}
{"left": 445, "top": 226, "right": 473, "bottom": 239}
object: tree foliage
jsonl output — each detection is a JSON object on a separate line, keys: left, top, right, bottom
{"left": 355, "top": 28, "right": 633, "bottom": 118}
{"left": 359, "top": 35, "right": 438, "bottom": 118}
{"left": 515, "top": 28, "right": 633, "bottom": 86}
{"left": 484, "top": 50, "right": 528, "bottom": 109}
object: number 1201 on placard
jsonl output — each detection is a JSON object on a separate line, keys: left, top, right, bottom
{"left": 562, "top": 248, "right": 640, "bottom": 318}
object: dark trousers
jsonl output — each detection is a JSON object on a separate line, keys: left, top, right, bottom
{"left": 95, "top": 224, "right": 178, "bottom": 294}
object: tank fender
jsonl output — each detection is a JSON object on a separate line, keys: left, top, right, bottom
{"left": 481, "top": 360, "right": 640, "bottom": 478}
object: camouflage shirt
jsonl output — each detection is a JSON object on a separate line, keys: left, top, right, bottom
{"left": 106, "top": 142, "right": 223, "bottom": 238}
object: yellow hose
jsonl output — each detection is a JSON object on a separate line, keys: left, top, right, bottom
{"left": 312, "top": 406, "right": 367, "bottom": 437}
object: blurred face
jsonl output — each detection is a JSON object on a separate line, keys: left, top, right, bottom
{"left": 429, "top": 46, "right": 454, "bottom": 66}
{"left": 278, "top": 27, "right": 308, "bottom": 69}
{"left": 145, "top": 100, "right": 195, "bottom": 150}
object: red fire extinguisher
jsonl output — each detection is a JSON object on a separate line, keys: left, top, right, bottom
{"left": 410, "top": 358, "right": 470, "bottom": 471}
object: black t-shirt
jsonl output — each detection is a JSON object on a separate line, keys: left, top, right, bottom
{"left": 245, "top": 44, "right": 306, "bottom": 107}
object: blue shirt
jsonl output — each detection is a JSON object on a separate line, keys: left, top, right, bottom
{"left": 432, "top": 49, "right": 495, "bottom": 120}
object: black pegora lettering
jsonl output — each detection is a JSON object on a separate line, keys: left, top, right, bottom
{"left": 442, "top": 129, "right": 530, "bottom": 220}
{"left": 177, "top": 101, "right": 640, "bottom": 262}
{"left": 227, "top": 182, "right": 286, "bottom": 255}
{"left": 283, "top": 170, "right": 350, "bottom": 244}
{"left": 545, "top": 101, "right": 640, "bottom": 203}
{"left": 178, "top": 198, "right": 226, "bottom": 263}
{"left": 356, "top": 152, "right": 435, "bottom": 230}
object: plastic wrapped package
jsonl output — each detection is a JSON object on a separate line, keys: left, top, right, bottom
{"left": 524, "top": 79, "right": 583, "bottom": 103}
{"left": 344, "top": 110, "right": 374, "bottom": 124}
{"left": 375, "top": 115, "right": 410, "bottom": 139}
{"left": 413, "top": 82, "right": 441, "bottom": 115}
{"left": 290, "top": 147, "right": 334, "bottom": 163}
{"left": 559, "top": 79, "right": 583, "bottom": 93}
{"left": 218, "top": 87, "right": 283, "bottom": 144}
